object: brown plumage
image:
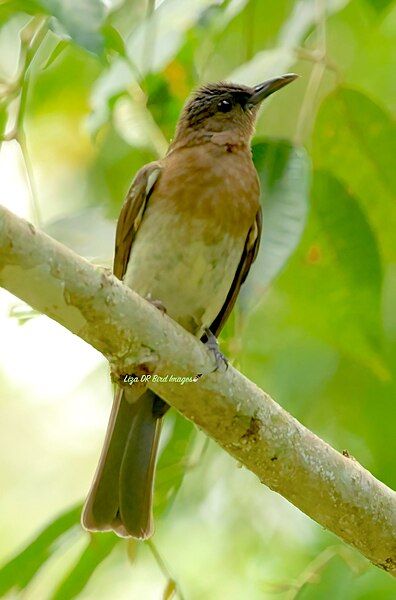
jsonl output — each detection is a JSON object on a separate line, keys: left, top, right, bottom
{"left": 82, "top": 74, "right": 298, "bottom": 539}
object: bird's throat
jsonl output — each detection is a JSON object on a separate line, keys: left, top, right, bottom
{"left": 169, "top": 127, "right": 250, "bottom": 154}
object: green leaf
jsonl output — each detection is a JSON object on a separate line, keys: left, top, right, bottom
{"left": 154, "top": 413, "right": 196, "bottom": 516}
{"left": 44, "top": 207, "right": 114, "bottom": 265}
{"left": 0, "top": 104, "right": 7, "bottom": 138}
{"left": 204, "top": 0, "right": 294, "bottom": 79}
{"left": 126, "top": 0, "right": 217, "bottom": 75}
{"left": 365, "top": 0, "right": 394, "bottom": 12}
{"left": 279, "top": 171, "right": 385, "bottom": 376}
{"left": 89, "top": 125, "right": 157, "bottom": 214}
{"left": 40, "top": 0, "right": 106, "bottom": 54}
{"left": 229, "top": 47, "right": 296, "bottom": 87}
{"left": 41, "top": 38, "right": 69, "bottom": 70}
{"left": 0, "top": 504, "right": 82, "bottom": 595}
{"left": 312, "top": 88, "right": 396, "bottom": 261}
{"left": 209, "top": 0, "right": 349, "bottom": 82}
{"left": 87, "top": 59, "right": 134, "bottom": 137}
{"left": 102, "top": 23, "right": 126, "bottom": 57}
{"left": 241, "top": 141, "right": 310, "bottom": 304}
{"left": 51, "top": 533, "right": 119, "bottom": 600}
{"left": 0, "top": 0, "right": 42, "bottom": 23}
{"left": 105, "top": 0, "right": 147, "bottom": 38}
{"left": 323, "top": 1, "right": 396, "bottom": 111}
{"left": 91, "top": 0, "right": 250, "bottom": 141}
{"left": 277, "top": 0, "right": 351, "bottom": 48}
{"left": 313, "top": 172, "right": 382, "bottom": 332}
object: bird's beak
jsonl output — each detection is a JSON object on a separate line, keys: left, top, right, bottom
{"left": 248, "top": 73, "right": 299, "bottom": 106}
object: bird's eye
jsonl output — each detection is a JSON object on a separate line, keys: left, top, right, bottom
{"left": 217, "top": 99, "right": 232, "bottom": 113}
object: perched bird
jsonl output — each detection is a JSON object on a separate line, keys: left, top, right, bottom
{"left": 82, "top": 73, "right": 298, "bottom": 539}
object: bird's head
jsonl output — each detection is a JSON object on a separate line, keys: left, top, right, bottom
{"left": 172, "top": 74, "right": 298, "bottom": 148}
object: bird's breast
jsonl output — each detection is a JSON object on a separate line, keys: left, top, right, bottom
{"left": 123, "top": 144, "right": 260, "bottom": 335}
{"left": 156, "top": 144, "right": 260, "bottom": 241}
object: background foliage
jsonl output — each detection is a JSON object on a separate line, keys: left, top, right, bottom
{"left": 0, "top": 0, "right": 395, "bottom": 598}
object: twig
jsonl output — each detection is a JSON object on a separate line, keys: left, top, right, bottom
{"left": 294, "top": 59, "right": 326, "bottom": 145}
{"left": 245, "top": 0, "right": 256, "bottom": 61}
{"left": 156, "top": 432, "right": 210, "bottom": 478}
{"left": 185, "top": 433, "right": 210, "bottom": 469}
{"left": 284, "top": 545, "right": 366, "bottom": 599}
{"left": 295, "top": 47, "right": 342, "bottom": 79}
{"left": 15, "top": 17, "right": 48, "bottom": 226}
{"left": 146, "top": 540, "right": 185, "bottom": 600}
{"left": 142, "top": 0, "right": 156, "bottom": 75}
{"left": 1, "top": 16, "right": 48, "bottom": 225}
{"left": 294, "top": 0, "right": 329, "bottom": 145}
{"left": 17, "top": 132, "right": 42, "bottom": 225}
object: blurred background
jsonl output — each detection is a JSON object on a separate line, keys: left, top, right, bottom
{"left": 0, "top": 0, "right": 395, "bottom": 598}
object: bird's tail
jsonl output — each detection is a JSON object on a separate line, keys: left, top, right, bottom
{"left": 82, "top": 386, "right": 167, "bottom": 539}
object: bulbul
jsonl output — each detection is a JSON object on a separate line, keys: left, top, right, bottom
{"left": 82, "top": 73, "right": 298, "bottom": 539}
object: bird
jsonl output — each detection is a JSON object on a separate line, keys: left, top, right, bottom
{"left": 82, "top": 73, "right": 298, "bottom": 539}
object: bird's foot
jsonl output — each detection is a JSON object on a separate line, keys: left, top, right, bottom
{"left": 204, "top": 328, "right": 228, "bottom": 373}
{"left": 146, "top": 293, "right": 167, "bottom": 314}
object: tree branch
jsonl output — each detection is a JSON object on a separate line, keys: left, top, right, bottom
{"left": 0, "top": 204, "right": 395, "bottom": 576}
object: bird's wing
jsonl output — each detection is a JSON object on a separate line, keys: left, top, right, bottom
{"left": 113, "top": 162, "right": 162, "bottom": 280}
{"left": 209, "top": 207, "right": 262, "bottom": 337}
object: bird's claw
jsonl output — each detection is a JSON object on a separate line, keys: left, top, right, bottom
{"left": 204, "top": 328, "right": 228, "bottom": 373}
{"left": 146, "top": 293, "right": 167, "bottom": 314}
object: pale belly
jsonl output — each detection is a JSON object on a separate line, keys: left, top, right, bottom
{"left": 123, "top": 207, "right": 246, "bottom": 336}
